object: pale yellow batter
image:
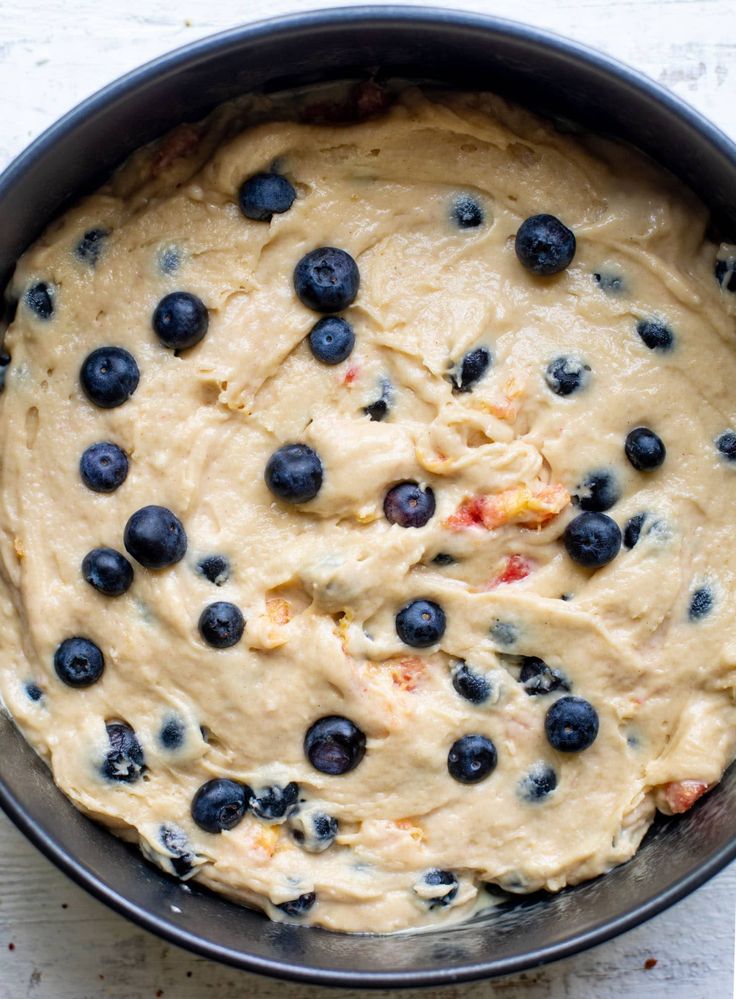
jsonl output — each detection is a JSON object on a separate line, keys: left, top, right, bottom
{"left": 1, "top": 84, "right": 736, "bottom": 933}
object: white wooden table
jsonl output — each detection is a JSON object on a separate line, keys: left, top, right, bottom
{"left": 1, "top": 1, "right": 735, "bottom": 996}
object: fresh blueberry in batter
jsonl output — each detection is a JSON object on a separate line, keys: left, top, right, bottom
{"left": 363, "top": 379, "right": 392, "bottom": 421}
{"left": 308, "top": 316, "right": 355, "bottom": 365}
{"left": 75, "top": 228, "right": 109, "bottom": 266}
{"left": 490, "top": 620, "right": 518, "bottom": 647}
{"left": 198, "top": 601, "right": 245, "bottom": 648}
{"left": 82, "top": 547, "right": 134, "bottom": 596}
{"left": 124, "top": 505, "right": 187, "bottom": 569}
{"left": 196, "top": 554, "right": 230, "bottom": 585}
{"left": 101, "top": 722, "right": 145, "bottom": 783}
{"left": 636, "top": 318, "right": 674, "bottom": 351}
{"left": 80, "top": 346, "right": 140, "bottom": 408}
{"left": 451, "top": 661, "right": 491, "bottom": 704}
{"left": 689, "top": 585, "right": 714, "bottom": 621}
{"left": 294, "top": 247, "right": 360, "bottom": 313}
{"left": 623, "top": 512, "right": 647, "bottom": 549}
{"left": 304, "top": 716, "right": 366, "bottom": 775}
{"left": 250, "top": 782, "right": 299, "bottom": 822}
{"left": 545, "top": 356, "right": 590, "bottom": 396}
{"left": 288, "top": 809, "right": 338, "bottom": 852}
{"left": 25, "top": 682, "right": 43, "bottom": 702}
{"left": 563, "top": 512, "right": 621, "bottom": 568}
{"left": 396, "top": 599, "right": 446, "bottom": 647}
{"left": 451, "top": 346, "right": 491, "bottom": 393}
{"left": 447, "top": 734, "right": 497, "bottom": 783}
{"left": 515, "top": 214, "right": 576, "bottom": 275}
{"left": 593, "top": 271, "right": 625, "bottom": 294}
{"left": 573, "top": 469, "right": 620, "bottom": 512}
{"left": 421, "top": 869, "right": 459, "bottom": 908}
{"left": 277, "top": 892, "right": 316, "bottom": 917}
{"left": 545, "top": 696, "right": 599, "bottom": 752}
{"left": 265, "top": 443, "right": 323, "bottom": 503}
{"left": 452, "top": 195, "right": 484, "bottom": 229}
{"left": 518, "top": 762, "right": 558, "bottom": 801}
{"left": 159, "top": 716, "right": 185, "bottom": 750}
{"left": 715, "top": 430, "right": 736, "bottom": 460}
{"left": 625, "top": 427, "right": 666, "bottom": 471}
{"left": 715, "top": 258, "right": 736, "bottom": 292}
{"left": 0, "top": 352, "right": 10, "bottom": 392}
{"left": 159, "top": 824, "right": 196, "bottom": 877}
{"left": 384, "top": 481, "right": 436, "bottom": 528}
{"left": 432, "top": 552, "right": 456, "bottom": 566}
{"left": 79, "top": 442, "right": 129, "bottom": 493}
{"left": 239, "top": 172, "right": 296, "bottom": 221}
{"left": 519, "top": 657, "right": 570, "bottom": 696}
{"left": 153, "top": 292, "right": 209, "bottom": 350}
{"left": 25, "top": 282, "right": 54, "bottom": 319}
{"left": 191, "top": 778, "right": 250, "bottom": 833}
{"left": 54, "top": 637, "right": 104, "bottom": 687}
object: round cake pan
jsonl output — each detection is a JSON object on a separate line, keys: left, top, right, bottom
{"left": 1, "top": 6, "right": 735, "bottom": 988}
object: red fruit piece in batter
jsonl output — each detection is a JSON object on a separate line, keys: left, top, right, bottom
{"left": 662, "top": 779, "right": 709, "bottom": 813}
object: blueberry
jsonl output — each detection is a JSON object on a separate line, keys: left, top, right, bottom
{"left": 159, "top": 716, "right": 185, "bottom": 750}
{"left": 715, "top": 431, "right": 736, "bottom": 460}
{"left": 239, "top": 172, "right": 296, "bottom": 221}
{"left": 447, "top": 734, "right": 497, "bottom": 783}
{"left": 0, "top": 352, "right": 10, "bottom": 392}
{"left": 196, "top": 554, "right": 230, "bottom": 585}
{"left": 452, "top": 196, "right": 484, "bottom": 229}
{"left": 191, "top": 778, "right": 250, "bottom": 833}
{"left": 159, "top": 247, "right": 180, "bottom": 274}
{"left": 265, "top": 443, "right": 323, "bottom": 503}
{"left": 276, "top": 892, "right": 316, "bottom": 918}
{"left": 515, "top": 214, "right": 576, "bottom": 275}
{"left": 250, "top": 782, "right": 299, "bottom": 822}
{"left": 288, "top": 809, "right": 338, "bottom": 852}
{"left": 79, "top": 442, "right": 129, "bottom": 493}
{"left": 294, "top": 247, "right": 360, "bottom": 313}
{"left": 518, "top": 763, "right": 558, "bottom": 801}
{"left": 198, "top": 601, "right": 245, "bottom": 648}
{"left": 25, "top": 282, "right": 54, "bottom": 319}
{"left": 101, "top": 722, "right": 145, "bottom": 782}
{"left": 304, "top": 715, "right": 366, "bottom": 775}
{"left": 153, "top": 292, "right": 209, "bottom": 350}
{"left": 593, "top": 271, "right": 625, "bottom": 294}
{"left": 623, "top": 512, "right": 646, "bottom": 549}
{"left": 715, "top": 258, "right": 736, "bottom": 293}
{"left": 572, "top": 469, "right": 620, "bottom": 512}
{"left": 308, "top": 316, "right": 355, "bottom": 364}
{"left": 451, "top": 346, "right": 491, "bottom": 393}
{"left": 519, "top": 657, "right": 570, "bottom": 696}
{"left": 80, "top": 346, "right": 140, "bottom": 408}
{"left": 563, "top": 512, "right": 621, "bottom": 568}
{"left": 625, "top": 427, "right": 666, "bottom": 471}
{"left": 420, "top": 869, "right": 459, "bottom": 908}
{"left": 689, "top": 586, "right": 714, "bottom": 621}
{"left": 124, "top": 505, "right": 187, "bottom": 569}
{"left": 637, "top": 319, "right": 674, "bottom": 351}
{"left": 545, "top": 356, "right": 590, "bottom": 396}
{"left": 54, "top": 637, "right": 104, "bottom": 687}
{"left": 545, "top": 696, "right": 599, "bottom": 752}
{"left": 159, "top": 824, "right": 195, "bottom": 877}
{"left": 82, "top": 547, "right": 134, "bottom": 596}
{"left": 432, "top": 552, "right": 456, "bottom": 566}
{"left": 384, "top": 481, "right": 436, "bottom": 528}
{"left": 396, "top": 599, "right": 446, "bottom": 648}
{"left": 75, "top": 228, "right": 108, "bottom": 266}
{"left": 25, "top": 682, "right": 43, "bottom": 702}
{"left": 452, "top": 661, "right": 491, "bottom": 704}
{"left": 363, "top": 379, "right": 392, "bottom": 421}
{"left": 490, "top": 620, "right": 518, "bottom": 647}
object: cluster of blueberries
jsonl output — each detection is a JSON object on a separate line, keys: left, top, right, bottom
{"left": 16, "top": 169, "right": 736, "bottom": 916}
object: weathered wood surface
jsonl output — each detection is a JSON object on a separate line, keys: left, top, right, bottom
{"left": 1, "top": 2, "right": 735, "bottom": 996}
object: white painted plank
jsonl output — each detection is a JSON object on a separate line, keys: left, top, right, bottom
{"left": 1, "top": 1, "right": 735, "bottom": 997}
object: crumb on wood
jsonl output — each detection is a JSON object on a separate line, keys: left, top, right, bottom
{"left": 8, "top": 942, "right": 15, "bottom": 951}
{"left": 644, "top": 957, "right": 658, "bottom": 970}
{"left": 61, "top": 902, "right": 68, "bottom": 909}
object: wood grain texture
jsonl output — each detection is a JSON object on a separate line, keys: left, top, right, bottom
{"left": 1, "top": 1, "right": 735, "bottom": 996}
